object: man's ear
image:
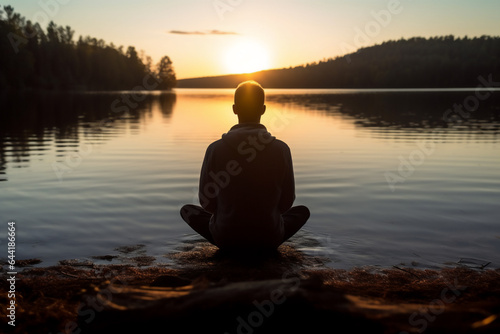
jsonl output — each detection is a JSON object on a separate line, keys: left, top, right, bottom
{"left": 261, "top": 105, "right": 266, "bottom": 115}
{"left": 233, "top": 104, "right": 238, "bottom": 115}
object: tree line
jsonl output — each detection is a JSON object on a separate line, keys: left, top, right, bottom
{"left": 0, "top": 5, "right": 176, "bottom": 91}
{"left": 178, "top": 35, "right": 500, "bottom": 88}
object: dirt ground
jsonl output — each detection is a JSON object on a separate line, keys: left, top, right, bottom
{"left": 1, "top": 243, "right": 499, "bottom": 333}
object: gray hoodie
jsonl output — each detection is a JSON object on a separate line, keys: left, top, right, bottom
{"left": 198, "top": 123, "right": 295, "bottom": 250}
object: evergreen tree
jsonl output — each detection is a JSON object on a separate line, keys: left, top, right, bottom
{"left": 157, "top": 56, "right": 176, "bottom": 90}
{"left": 0, "top": 6, "right": 176, "bottom": 91}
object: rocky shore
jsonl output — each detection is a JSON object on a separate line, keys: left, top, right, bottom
{"left": 1, "top": 243, "right": 499, "bottom": 333}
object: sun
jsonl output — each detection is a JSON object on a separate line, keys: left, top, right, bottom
{"left": 225, "top": 40, "right": 271, "bottom": 74}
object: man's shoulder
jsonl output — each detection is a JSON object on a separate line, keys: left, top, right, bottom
{"left": 205, "top": 132, "right": 290, "bottom": 155}
{"left": 273, "top": 138, "right": 289, "bottom": 146}
{"left": 206, "top": 138, "right": 225, "bottom": 150}
{"left": 272, "top": 138, "right": 291, "bottom": 151}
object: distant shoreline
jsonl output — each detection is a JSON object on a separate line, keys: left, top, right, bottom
{"left": 174, "top": 87, "right": 500, "bottom": 92}
{"left": 2, "top": 87, "right": 500, "bottom": 95}
{"left": 177, "top": 36, "right": 500, "bottom": 90}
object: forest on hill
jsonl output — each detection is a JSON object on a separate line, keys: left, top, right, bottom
{"left": 0, "top": 5, "right": 176, "bottom": 91}
{"left": 178, "top": 35, "right": 500, "bottom": 89}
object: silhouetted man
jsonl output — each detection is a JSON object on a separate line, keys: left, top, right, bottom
{"left": 180, "top": 81, "right": 310, "bottom": 251}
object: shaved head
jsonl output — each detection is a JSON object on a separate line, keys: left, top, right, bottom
{"left": 233, "top": 81, "right": 266, "bottom": 123}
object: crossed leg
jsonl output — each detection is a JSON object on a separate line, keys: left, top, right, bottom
{"left": 180, "top": 204, "right": 310, "bottom": 247}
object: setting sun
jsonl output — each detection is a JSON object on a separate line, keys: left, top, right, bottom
{"left": 224, "top": 40, "right": 271, "bottom": 74}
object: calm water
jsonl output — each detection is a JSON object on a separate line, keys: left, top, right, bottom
{"left": 1, "top": 89, "right": 499, "bottom": 270}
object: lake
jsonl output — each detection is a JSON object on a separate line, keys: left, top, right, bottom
{"left": 1, "top": 88, "right": 499, "bottom": 270}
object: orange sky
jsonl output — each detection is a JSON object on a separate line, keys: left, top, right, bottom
{"left": 12, "top": 0, "right": 500, "bottom": 79}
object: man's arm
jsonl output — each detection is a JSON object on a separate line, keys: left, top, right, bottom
{"left": 199, "top": 145, "right": 217, "bottom": 213}
{"left": 278, "top": 145, "right": 295, "bottom": 213}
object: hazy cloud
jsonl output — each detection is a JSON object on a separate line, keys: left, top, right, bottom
{"left": 169, "top": 30, "right": 238, "bottom": 35}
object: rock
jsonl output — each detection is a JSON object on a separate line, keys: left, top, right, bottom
{"left": 58, "top": 259, "right": 94, "bottom": 267}
{"left": 91, "top": 255, "right": 118, "bottom": 261}
{"left": 82, "top": 277, "right": 380, "bottom": 333}
{"left": 78, "top": 267, "right": 500, "bottom": 334}
{"left": 151, "top": 275, "right": 191, "bottom": 287}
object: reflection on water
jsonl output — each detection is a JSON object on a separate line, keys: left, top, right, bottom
{"left": 266, "top": 90, "right": 500, "bottom": 136}
{"left": 0, "top": 89, "right": 499, "bottom": 269}
{"left": 0, "top": 92, "right": 176, "bottom": 179}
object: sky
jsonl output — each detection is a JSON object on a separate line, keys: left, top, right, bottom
{"left": 7, "top": 0, "right": 500, "bottom": 79}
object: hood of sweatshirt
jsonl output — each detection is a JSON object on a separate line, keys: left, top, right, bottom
{"left": 221, "top": 123, "right": 276, "bottom": 152}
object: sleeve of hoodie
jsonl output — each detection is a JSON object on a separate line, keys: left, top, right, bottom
{"left": 278, "top": 144, "right": 296, "bottom": 213}
{"left": 199, "top": 144, "right": 217, "bottom": 213}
